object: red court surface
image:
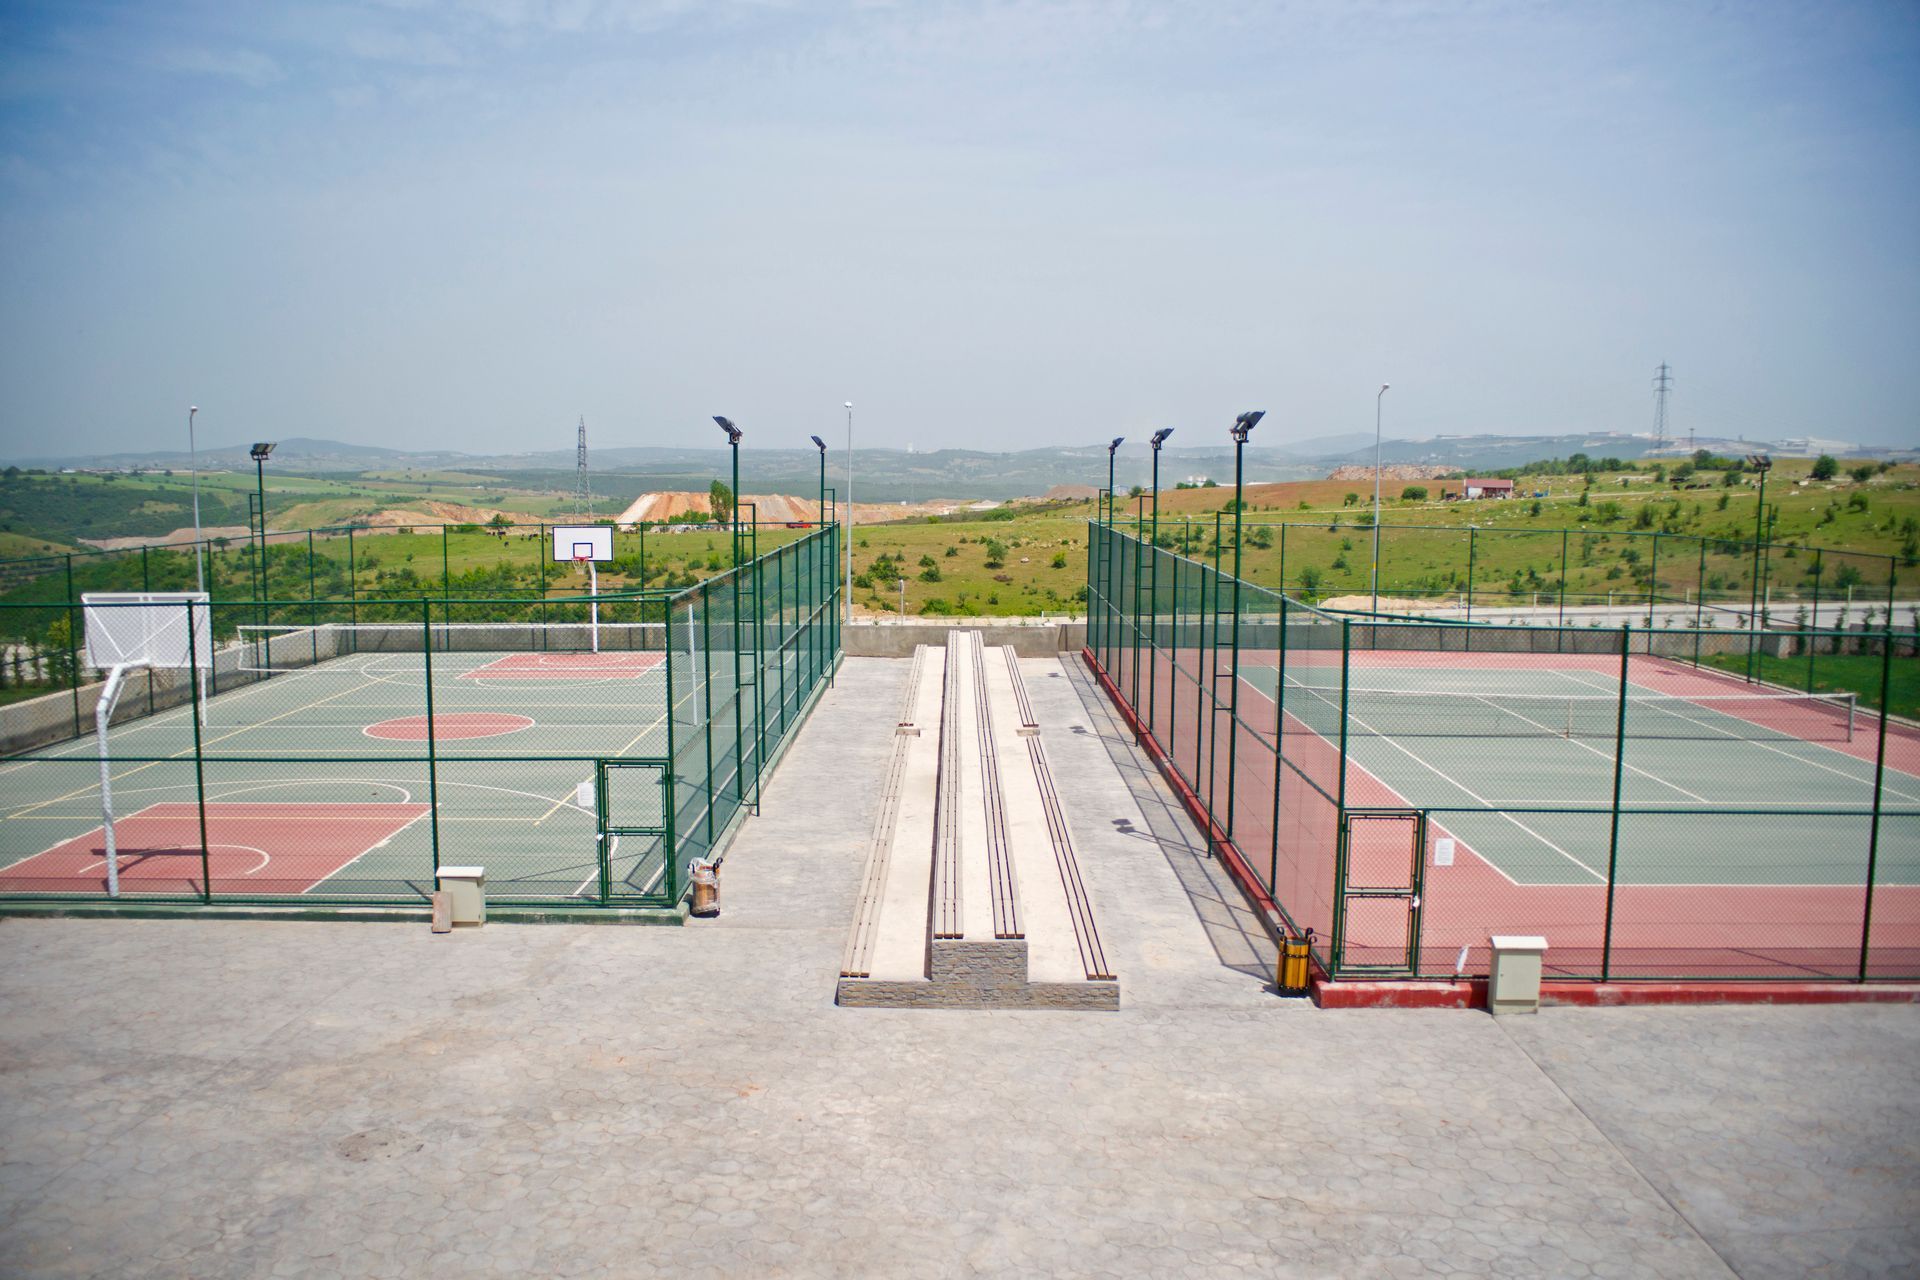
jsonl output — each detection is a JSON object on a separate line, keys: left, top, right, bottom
{"left": 0, "top": 802, "right": 430, "bottom": 896}
{"left": 1090, "top": 645, "right": 1920, "bottom": 985}
{"left": 460, "top": 652, "right": 663, "bottom": 680}
{"left": 364, "top": 712, "right": 534, "bottom": 741}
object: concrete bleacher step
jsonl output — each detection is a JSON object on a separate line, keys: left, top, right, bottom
{"left": 837, "top": 631, "right": 1117, "bottom": 1010}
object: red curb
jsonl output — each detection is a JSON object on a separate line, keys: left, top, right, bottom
{"left": 1311, "top": 977, "right": 1920, "bottom": 1009}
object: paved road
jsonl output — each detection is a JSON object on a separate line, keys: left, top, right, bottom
{"left": 1, "top": 655, "right": 1915, "bottom": 1277}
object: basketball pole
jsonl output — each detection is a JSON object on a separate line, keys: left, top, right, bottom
{"left": 585, "top": 558, "right": 599, "bottom": 653}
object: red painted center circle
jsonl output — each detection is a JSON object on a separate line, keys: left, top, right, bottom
{"left": 364, "top": 713, "right": 534, "bottom": 741}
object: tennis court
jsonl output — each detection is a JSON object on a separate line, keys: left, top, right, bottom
{"left": 1088, "top": 520, "right": 1920, "bottom": 983}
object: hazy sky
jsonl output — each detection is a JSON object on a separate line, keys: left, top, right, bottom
{"left": 1, "top": 1, "right": 1915, "bottom": 458}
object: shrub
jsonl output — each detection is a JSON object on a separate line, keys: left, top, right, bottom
{"left": 1401, "top": 485, "right": 1428, "bottom": 502}
{"left": 1050, "top": 552, "right": 1067, "bottom": 569}
{"left": 1847, "top": 492, "right": 1870, "bottom": 513}
{"left": 1811, "top": 455, "right": 1839, "bottom": 480}
{"left": 918, "top": 566, "right": 942, "bottom": 583}
{"left": 1343, "top": 493, "right": 1359, "bottom": 507}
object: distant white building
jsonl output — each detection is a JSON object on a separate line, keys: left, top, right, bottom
{"left": 1772, "top": 437, "right": 1861, "bottom": 457}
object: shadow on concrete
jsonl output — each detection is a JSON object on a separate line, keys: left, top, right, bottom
{"left": 1059, "top": 656, "right": 1276, "bottom": 983}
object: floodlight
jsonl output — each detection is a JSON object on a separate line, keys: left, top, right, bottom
{"left": 810, "top": 435, "right": 826, "bottom": 452}
{"left": 1745, "top": 454, "right": 1772, "bottom": 471}
{"left": 1108, "top": 437, "right": 1124, "bottom": 453}
{"left": 713, "top": 416, "right": 741, "bottom": 444}
{"left": 249, "top": 442, "right": 276, "bottom": 460}
{"left": 1149, "top": 428, "right": 1174, "bottom": 450}
{"left": 844, "top": 401, "right": 853, "bottom": 409}
{"left": 1230, "top": 411, "right": 1265, "bottom": 444}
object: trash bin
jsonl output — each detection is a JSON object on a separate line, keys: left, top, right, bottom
{"left": 690, "top": 859, "right": 720, "bottom": 917}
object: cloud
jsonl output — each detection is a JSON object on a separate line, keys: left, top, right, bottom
{"left": 153, "top": 46, "right": 285, "bottom": 89}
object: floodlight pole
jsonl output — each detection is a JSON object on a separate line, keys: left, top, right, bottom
{"left": 844, "top": 402, "right": 854, "bottom": 626}
{"left": 188, "top": 407, "right": 204, "bottom": 593}
{"left": 1747, "top": 454, "right": 1772, "bottom": 680}
{"left": 1226, "top": 410, "right": 1265, "bottom": 846}
{"left": 1106, "top": 437, "right": 1124, "bottom": 527}
{"left": 713, "top": 417, "right": 742, "bottom": 567}
{"left": 1372, "top": 384, "right": 1390, "bottom": 616}
{"left": 253, "top": 451, "right": 269, "bottom": 597}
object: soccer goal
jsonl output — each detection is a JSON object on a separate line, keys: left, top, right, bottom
{"left": 82, "top": 593, "right": 211, "bottom": 898}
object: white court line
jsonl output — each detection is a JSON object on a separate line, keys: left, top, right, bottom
{"left": 1550, "top": 668, "right": 1920, "bottom": 805}
{"left": 1436, "top": 688, "right": 1712, "bottom": 805}
{"left": 1230, "top": 668, "right": 1526, "bottom": 887}
{"left": 304, "top": 807, "right": 436, "bottom": 894}
{"left": 573, "top": 835, "right": 613, "bottom": 898}
{"left": 1256, "top": 672, "right": 1606, "bottom": 883}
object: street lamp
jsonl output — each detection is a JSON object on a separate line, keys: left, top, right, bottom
{"left": 713, "top": 416, "right": 741, "bottom": 566}
{"left": 852, "top": 397, "right": 860, "bottom": 621}
{"left": 1106, "top": 436, "right": 1124, "bottom": 527}
{"left": 1148, "top": 428, "right": 1174, "bottom": 546}
{"left": 1745, "top": 453, "right": 1772, "bottom": 679}
{"left": 810, "top": 435, "right": 827, "bottom": 521}
{"left": 188, "top": 407, "right": 204, "bottom": 593}
{"left": 1372, "top": 384, "right": 1390, "bottom": 616}
{"left": 249, "top": 442, "right": 275, "bottom": 602}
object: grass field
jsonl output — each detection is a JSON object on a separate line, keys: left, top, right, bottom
{"left": 1701, "top": 650, "right": 1920, "bottom": 720}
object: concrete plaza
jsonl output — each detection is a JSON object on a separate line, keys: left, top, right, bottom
{"left": 1, "top": 656, "right": 1915, "bottom": 1277}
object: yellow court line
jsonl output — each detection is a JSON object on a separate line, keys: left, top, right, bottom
{"left": 8, "top": 665, "right": 411, "bottom": 818}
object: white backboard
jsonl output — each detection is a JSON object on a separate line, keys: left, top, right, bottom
{"left": 551, "top": 525, "right": 614, "bottom": 563}
{"left": 83, "top": 592, "right": 212, "bottom": 670}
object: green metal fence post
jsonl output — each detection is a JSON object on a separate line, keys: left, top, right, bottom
{"left": 422, "top": 598, "right": 442, "bottom": 878}
{"left": 1329, "top": 620, "right": 1353, "bottom": 975}
{"left": 1464, "top": 526, "right": 1476, "bottom": 634}
{"left": 1278, "top": 522, "right": 1288, "bottom": 595}
{"left": 1808, "top": 551, "right": 1824, "bottom": 690}
{"left": 188, "top": 598, "right": 212, "bottom": 903}
{"left": 1857, "top": 630, "right": 1893, "bottom": 981}
{"left": 1270, "top": 596, "right": 1289, "bottom": 890}
{"left": 1600, "top": 623, "right": 1630, "bottom": 981}
{"left": 348, "top": 528, "right": 358, "bottom": 630}
{"left": 1557, "top": 529, "right": 1569, "bottom": 645}
{"left": 702, "top": 579, "right": 716, "bottom": 849}
{"left": 441, "top": 525, "right": 450, "bottom": 601}
{"left": 64, "top": 555, "right": 80, "bottom": 736}
{"left": 1646, "top": 531, "right": 1659, "bottom": 626}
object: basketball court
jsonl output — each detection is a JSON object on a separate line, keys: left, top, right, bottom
{"left": 0, "top": 524, "right": 798, "bottom": 907}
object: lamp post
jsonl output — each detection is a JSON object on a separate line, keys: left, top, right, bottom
{"left": 1149, "top": 429, "right": 1173, "bottom": 546}
{"left": 852, "top": 397, "right": 860, "bottom": 621}
{"left": 189, "top": 406, "right": 204, "bottom": 593}
{"left": 249, "top": 442, "right": 275, "bottom": 602}
{"left": 810, "top": 435, "right": 827, "bottom": 520}
{"left": 714, "top": 417, "right": 742, "bottom": 567}
{"left": 1746, "top": 453, "right": 1772, "bottom": 679}
{"left": 1106, "top": 436, "right": 1124, "bottom": 527}
{"left": 1371, "top": 384, "right": 1390, "bottom": 616}
{"left": 1225, "top": 410, "right": 1265, "bottom": 843}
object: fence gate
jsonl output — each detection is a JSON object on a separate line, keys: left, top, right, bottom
{"left": 594, "top": 760, "right": 671, "bottom": 903}
{"left": 1334, "top": 810, "right": 1426, "bottom": 976}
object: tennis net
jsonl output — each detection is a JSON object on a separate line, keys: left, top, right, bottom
{"left": 1283, "top": 684, "right": 1858, "bottom": 742}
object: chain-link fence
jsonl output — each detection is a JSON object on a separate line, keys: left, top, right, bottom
{"left": 1087, "top": 519, "right": 1920, "bottom": 984}
{"left": 0, "top": 523, "right": 840, "bottom": 911}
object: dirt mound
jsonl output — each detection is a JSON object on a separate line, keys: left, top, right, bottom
{"left": 1038, "top": 484, "right": 1098, "bottom": 501}
{"left": 611, "top": 491, "right": 981, "bottom": 527}
{"left": 1325, "top": 464, "right": 1463, "bottom": 482}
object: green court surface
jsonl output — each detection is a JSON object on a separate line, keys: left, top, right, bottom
{"left": 0, "top": 646, "right": 741, "bottom": 905}
{"left": 1251, "top": 654, "right": 1920, "bottom": 890}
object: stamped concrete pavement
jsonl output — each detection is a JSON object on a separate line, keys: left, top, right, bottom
{"left": 0, "top": 654, "right": 1913, "bottom": 1277}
